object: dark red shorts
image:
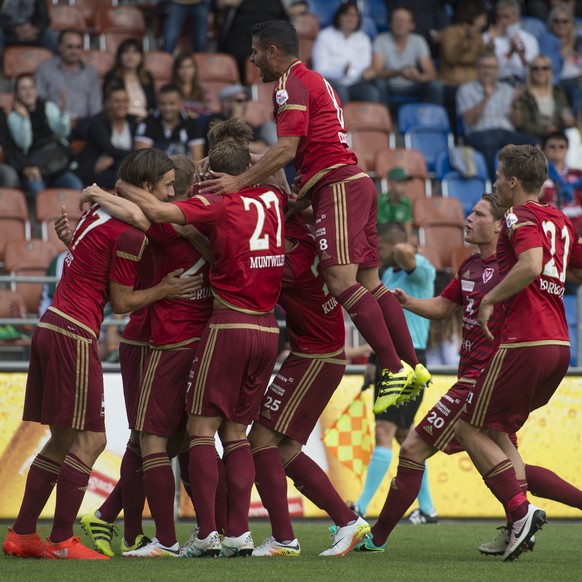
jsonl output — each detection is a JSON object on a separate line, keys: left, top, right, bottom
{"left": 256, "top": 351, "right": 346, "bottom": 444}
{"left": 23, "top": 310, "right": 104, "bottom": 432}
{"left": 415, "top": 380, "right": 474, "bottom": 455}
{"left": 186, "top": 310, "right": 279, "bottom": 425}
{"left": 134, "top": 344, "right": 196, "bottom": 437}
{"left": 461, "top": 344, "right": 570, "bottom": 433}
{"left": 311, "top": 165, "right": 379, "bottom": 270}
{"left": 119, "top": 340, "right": 150, "bottom": 428}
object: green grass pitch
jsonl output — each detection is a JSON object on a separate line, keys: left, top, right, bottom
{"left": 2, "top": 519, "right": 580, "bottom": 581}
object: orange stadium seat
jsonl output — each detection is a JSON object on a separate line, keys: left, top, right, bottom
{"left": 82, "top": 49, "right": 115, "bottom": 86}
{"left": 245, "top": 57, "right": 261, "bottom": 86}
{"left": 418, "top": 224, "right": 465, "bottom": 271}
{"left": 374, "top": 147, "right": 431, "bottom": 199}
{"left": 144, "top": 51, "right": 174, "bottom": 86}
{"left": 35, "top": 189, "right": 83, "bottom": 252}
{"left": 413, "top": 196, "right": 465, "bottom": 228}
{"left": 450, "top": 244, "right": 478, "bottom": 274}
{"left": 49, "top": 4, "right": 88, "bottom": 34}
{"left": 4, "top": 240, "right": 59, "bottom": 314}
{"left": 349, "top": 130, "right": 391, "bottom": 174}
{"left": 95, "top": 5, "right": 148, "bottom": 50}
{"left": 193, "top": 52, "right": 240, "bottom": 84}
{"left": 418, "top": 246, "right": 443, "bottom": 270}
{"left": 2, "top": 46, "right": 53, "bottom": 79}
{"left": 0, "top": 188, "right": 31, "bottom": 265}
{"left": 244, "top": 100, "right": 274, "bottom": 127}
{"left": 0, "top": 289, "right": 31, "bottom": 355}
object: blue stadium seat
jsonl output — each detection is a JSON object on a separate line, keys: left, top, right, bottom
{"left": 360, "top": 0, "right": 389, "bottom": 34}
{"left": 308, "top": 0, "right": 342, "bottom": 28}
{"left": 435, "top": 148, "right": 490, "bottom": 182}
{"left": 403, "top": 128, "right": 452, "bottom": 174}
{"left": 397, "top": 103, "right": 451, "bottom": 135}
{"left": 440, "top": 172, "right": 489, "bottom": 216}
{"left": 563, "top": 294, "right": 578, "bottom": 366}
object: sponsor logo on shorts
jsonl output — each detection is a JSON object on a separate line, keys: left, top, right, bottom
{"left": 423, "top": 425, "right": 433, "bottom": 435}
{"left": 321, "top": 251, "right": 331, "bottom": 260}
{"left": 261, "top": 408, "right": 271, "bottom": 420}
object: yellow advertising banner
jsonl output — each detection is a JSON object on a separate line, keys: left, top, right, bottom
{"left": 0, "top": 372, "right": 580, "bottom": 519}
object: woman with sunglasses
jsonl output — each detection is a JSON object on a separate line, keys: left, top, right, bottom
{"left": 510, "top": 55, "right": 574, "bottom": 140}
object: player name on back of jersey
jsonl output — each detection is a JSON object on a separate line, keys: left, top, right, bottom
{"left": 250, "top": 254, "right": 285, "bottom": 269}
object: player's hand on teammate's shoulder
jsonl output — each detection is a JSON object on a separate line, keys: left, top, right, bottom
{"left": 199, "top": 171, "right": 240, "bottom": 195}
{"left": 161, "top": 269, "right": 204, "bottom": 299}
{"left": 54, "top": 206, "right": 73, "bottom": 247}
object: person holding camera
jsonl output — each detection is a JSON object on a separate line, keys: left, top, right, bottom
{"left": 4, "top": 73, "right": 82, "bottom": 198}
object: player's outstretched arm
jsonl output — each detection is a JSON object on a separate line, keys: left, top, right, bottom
{"left": 200, "top": 136, "right": 299, "bottom": 195}
{"left": 109, "top": 269, "right": 202, "bottom": 313}
{"left": 81, "top": 184, "right": 151, "bottom": 231}
{"left": 116, "top": 179, "right": 185, "bottom": 224}
{"left": 393, "top": 290, "right": 457, "bottom": 321}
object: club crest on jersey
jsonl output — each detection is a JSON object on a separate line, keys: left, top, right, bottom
{"left": 506, "top": 212, "right": 518, "bottom": 229}
{"left": 483, "top": 268, "right": 494, "bottom": 283}
{"left": 276, "top": 90, "right": 289, "bottom": 105}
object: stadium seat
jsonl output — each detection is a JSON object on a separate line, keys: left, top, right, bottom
{"left": 397, "top": 103, "right": 452, "bottom": 135}
{"left": 99, "top": 32, "right": 143, "bottom": 54}
{"left": 251, "top": 81, "right": 276, "bottom": 106}
{"left": 95, "top": 6, "right": 148, "bottom": 51}
{"left": 419, "top": 246, "right": 443, "bottom": 270}
{"left": 35, "top": 189, "right": 83, "bottom": 252}
{"left": 73, "top": 0, "right": 107, "bottom": 31}
{"left": 349, "top": 130, "right": 391, "bottom": 174}
{"left": 413, "top": 196, "right": 465, "bottom": 228}
{"left": 404, "top": 128, "right": 453, "bottom": 174}
{"left": 0, "top": 289, "right": 31, "bottom": 356}
{"left": 243, "top": 100, "right": 274, "bottom": 127}
{"left": 360, "top": 0, "right": 389, "bottom": 34}
{"left": 144, "top": 51, "right": 174, "bottom": 87}
{"left": 48, "top": 3, "right": 88, "bottom": 49}
{"left": 308, "top": 0, "right": 342, "bottom": 28}
{"left": 418, "top": 224, "right": 465, "bottom": 270}
{"left": 435, "top": 148, "right": 490, "bottom": 181}
{"left": 441, "top": 172, "right": 490, "bottom": 216}
{"left": 193, "top": 52, "right": 240, "bottom": 84}
{"left": 0, "top": 188, "right": 31, "bottom": 266}
{"left": 245, "top": 57, "right": 262, "bottom": 86}
{"left": 83, "top": 49, "right": 115, "bottom": 86}
{"left": 2, "top": 46, "right": 53, "bottom": 79}
{"left": 343, "top": 102, "right": 395, "bottom": 147}
{"left": 202, "top": 81, "right": 232, "bottom": 113}
{"left": 375, "top": 147, "right": 431, "bottom": 199}
{"left": 4, "top": 240, "right": 58, "bottom": 315}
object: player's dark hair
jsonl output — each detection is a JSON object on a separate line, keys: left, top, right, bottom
{"left": 251, "top": 21, "right": 298, "bottom": 57}
{"left": 377, "top": 221, "right": 408, "bottom": 242}
{"left": 170, "top": 154, "right": 195, "bottom": 198}
{"left": 209, "top": 141, "right": 251, "bottom": 176}
{"left": 207, "top": 118, "right": 254, "bottom": 150}
{"left": 118, "top": 149, "right": 174, "bottom": 188}
{"left": 497, "top": 144, "right": 547, "bottom": 194}
{"left": 332, "top": 1, "right": 361, "bottom": 30}
{"left": 481, "top": 193, "right": 506, "bottom": 220}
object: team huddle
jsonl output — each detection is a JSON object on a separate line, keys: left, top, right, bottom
{"left": 3, "top": 20, "right": 582, "bottom": 564}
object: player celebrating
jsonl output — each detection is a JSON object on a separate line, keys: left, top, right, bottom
{"left": 456, "top": 145, "right": 582, "bottom": 562}
{"left": 2, "top": 150, "right": 198, "bottom": 560}
{"left": 199, "top": 20, "right": 430, "bottom": 411}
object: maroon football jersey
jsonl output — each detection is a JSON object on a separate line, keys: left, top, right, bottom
{"left": 497, "top": 202, "right": 579, "bottom": 344}
{"left": 175, "top": 185, "right": 285, "bottom": 313}
{"left": 274, "top": 61, "right": 357, "bottom": 196}
{"left": 441, "top": 253, "right": 502, "bottom": 380}
{"left": 121, "top": 243, "right": 155, "bottom": 343}
{"left": 52, "top": 204, "right": 146, "bottom": 335}
{"left": 146, "top": 223, "right": 212, "bottom": 345}
{"left": 281, "top": 219, "right": 345, "bottom": 355}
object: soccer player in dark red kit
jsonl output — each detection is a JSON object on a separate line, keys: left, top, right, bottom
{"left": 120, "top": 140, "right": 285, "bottom": 558}
{"left": 356, "top": 193, "right": 582, "bottom": 555}
{"left": 77, "top": 153, "right": 214, "bottom": 558}
{"left": 199, "top": 19, "right": 431, "bottom": 411}
{"left": 2, "top": 151, "right": 199, "bottom": 561}
{"left": 456, "top": 145, "right": 582, "bottom": 562}
{"left": 249, "top": 215, "right": 370, "bottom": 557}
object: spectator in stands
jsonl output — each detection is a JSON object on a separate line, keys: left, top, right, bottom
{"left": 511, "top": 55, "right": 575, "bottom": 140}
{"left": 0, "top": 0, "right": 57, "bottom": 62}
{"left": 539, "top": 130, "right": 582, "bottom": 234}
{"left": 206, "top": 83, "right": 276, "bottom": 154}
{"left": 390, "top": 0, "right": 451, "bottom": 59}
{"left": 539, "top": 5, "right": 582, "bottom": 114}
{"left": 215, "top": 0, "right": 289, "bottom": 85}
{"left": 35, "top": 30, "right": 102, "bottom": 140}
{"left": 134, "top": 83, "right": 205, "bottom": 162}
{"left": 171, "top": 52, "right": 213, "bottom": 121}
{"left": 103, "top": 38, "right": 156, "bottom": 122}
{"left": 456, "top": 51, "right": 538, "bottom": 180}
{"left": 525, "top": 0, "right": 581, "bottom": 21}
{"left": 377, "top": 167, "right": 414, "bottom": 240}
{"left": 4, "top": 73, "right": 83, "bottom": 198}
{"left": 0, "top": 109, "right": 21, "bottom": 189}
{"left": 162, "top": 0, "right": 211, "bottom": 54}
{"left": 566, "top": 104, "right": 582, "bottom": 169}
{"left": 363, "top": 7, "right": 444, "bottom": 106}
{"left": 76, "top": 84, "right": 139, "bottom": 189}
{"left": 311, "top": 1, "right": 381, "bottom": 105}
{"left": 482, "top": 0, "right": 539, "bottom": 86}
{"left": 438, "top": 2, "right": 488, "bottom": 136}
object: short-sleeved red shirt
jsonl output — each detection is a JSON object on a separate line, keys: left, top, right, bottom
{"left": 52, "top": 204, "right": 146, "bottom": 335}
{"left": 175, "top": 186, "right": 285, "bottom": 313}
{"left": 441, "top": 253, "right": 502, "bottom": 380}
{"left": 146, "top": 223, "right": 212, "bottom": 346}
{"left": 497, "top": 201, "right": 580, "bottom": 344}
{"left": 281, "top": 218, "right": 344, "bottom": 355}
{"left": 274, "top": 60, "right": 357, "bottom": 195}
